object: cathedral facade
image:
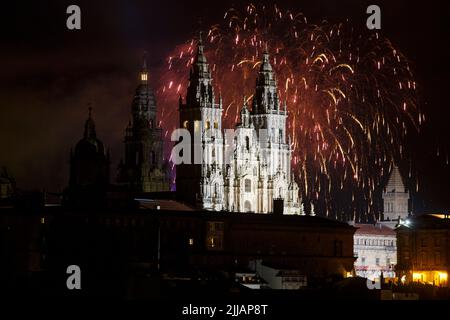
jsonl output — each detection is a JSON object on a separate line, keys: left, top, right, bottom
{"left": 176, "top": 38, "right": 301, "bottom": 214}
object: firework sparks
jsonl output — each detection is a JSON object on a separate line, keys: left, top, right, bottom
{"left": 155, "top": 3, "right": 421, "bottom": 222}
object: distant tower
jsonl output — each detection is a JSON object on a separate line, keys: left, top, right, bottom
{"left": 118, "top": 54, "right": 170, "bottom": 192}
{"left": 176, "top": 33, "right": 224, "bottom": 209}
{"left": 381, "top": 164, "right": 410, "bottom": 227}
{"left": 69, "top": 107, "right": 110, "bottom": 190}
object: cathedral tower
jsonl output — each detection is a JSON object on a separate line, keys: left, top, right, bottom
{"left": 67, "top": 107, "right": 110, "bottom": 206}
{"left": 381, "top": 164, "right": 410, "bottom": 226}
{"left": 249, "top": 49, "right": 298, "bottom": 213}
{"left": 118, "top": 55, "right": 170, "bottom": 192}
{"left": 177, "top": 34, "right": 224, "bottom": 209}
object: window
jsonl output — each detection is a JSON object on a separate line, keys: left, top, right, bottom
{"left": 435, "top": 252, "right": 441, "bottom": 265}
{"left": 214, "top": 184, "right": 219, "bottom": 198}
{"left": 245, "top": 136, "right": 250, "bottom": 151}
{"left": 214, "top": 122, "right": 218, "bottom": 129}
{"left": 205, "top": 120, "right": 210, "bottom": 130}
{"left": 206, "top": 221, "right": 224, "bottom": 251}
{"left": 334, "top": 240, "right": 343, "bottom": 257}
{"left": 189, "top": 238, "right": 194, "bottom": 246}
{"left": 245, "top": 179, "right": 251, "bottom": 193}
{"left": 386, "top": 258, "right": 391, "bottom": 266}
{"left": 421, "top": 252, "right": 427, "bottom": 265}
{"left": 361, "top": 257, "right": 366, "bottom": 265}
{"left": 376, "top": 258, "right": 380, "bottom": 266}
{"left": 435, "top": 238, "right": 440, "bottom": 247}
{"left": 421, "top": 238, "right": 427, "bottom": 247}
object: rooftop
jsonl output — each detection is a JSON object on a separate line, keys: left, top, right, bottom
{"left": 354, "top": 223, "right": 396, "bottom": 236}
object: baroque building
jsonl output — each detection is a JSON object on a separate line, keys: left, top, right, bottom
{"left": 176, "top": 37, "right": 301, "bottom": 214}
{"left": 69, "top": 107, "right": 110, "bottom": 190}
{"left": 66, "top": 108, "right": 110, "bottom": 207}
{"left": 118, "top": 57, "right": 170, "bottom": 192}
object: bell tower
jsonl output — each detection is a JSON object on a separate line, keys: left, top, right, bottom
{"left": 382, "top": 164, "right": 410, "bottom": 226}
{"left": 177, "top": 34, "right": 224, "bottom": 209}
{"left": 118, "top": 54, "right": 170, "bottom": 192}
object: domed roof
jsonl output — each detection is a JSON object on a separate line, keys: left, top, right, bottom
{"left": 74, "top": 108, "right": 106, "bottom": 156}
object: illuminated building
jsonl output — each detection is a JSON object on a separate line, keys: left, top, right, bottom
{"left": 379, "top": 164, "right": 410, "bottom": 229}
{"left": 353, "top": 223, "right": 397, "bottom": 281}
{"left": 396, "top": 214, "right": 450, "bottom": 287}
{"left": 176, "top": 36, "right": 301, "bottom": 214}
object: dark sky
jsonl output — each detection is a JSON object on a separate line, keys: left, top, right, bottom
{"left": 0, "top": 0, "right": 449, "bottom": 213}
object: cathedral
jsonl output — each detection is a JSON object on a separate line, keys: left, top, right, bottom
{"left": 176, "top": 37, "right": 301, "bottom": 214}
{"left": 117, "top": 57, "right": 170, "bottom": 192}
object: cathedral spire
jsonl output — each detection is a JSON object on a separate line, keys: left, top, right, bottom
{"left": 140, "top": 52, "right": 149, "bottom": 83}
{"left": 252, "top": 47, "right": 279, "bottom": 114}
{"left": 194, "top": 31, "right": 207, "bottom": 65}
{"left": 386, "top": 164, "right": 406, "bottom": 193}
{"left": 84, "top": 105, "right": 96, "bottom": 139}
{"left": 185, "top": 31, "right": 216, "bottom": 108}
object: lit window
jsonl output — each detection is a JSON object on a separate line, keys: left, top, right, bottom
{"left": 40, "top": 217, "right": 45, "bottom": 224}
{"left": 189, "top": 238, "right": 194, "bottom": 246}
{"left": 141, "top": 73, "right": 148, "bottom": 81}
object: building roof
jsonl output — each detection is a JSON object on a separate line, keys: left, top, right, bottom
{"left": 396, "top": 214, "right": 450, "bottom": 230}
{"left": 354, "top": 223, "right": 396, "bottom": 236}
{"left": 385, "top": 165, "right": 406, "bottom": 193}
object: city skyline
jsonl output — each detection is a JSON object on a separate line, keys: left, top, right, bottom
{"left": 1, "top": 0, "right": 449, "bottom": 216}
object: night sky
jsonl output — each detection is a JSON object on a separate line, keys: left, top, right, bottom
{"left": 0, "top": 0, "right": 449, "bottom": 213}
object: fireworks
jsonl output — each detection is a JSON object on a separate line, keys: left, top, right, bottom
{"left": 155, "top": 3, "right": 421, "bottom": 222}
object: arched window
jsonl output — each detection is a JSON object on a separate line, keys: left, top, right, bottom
{"left": 212, "top": 148, "right": 216, "bottom": 158}
{"left": 183, "top": 120, "right": 189, "bottom": 129}
{"left": 214, "top": 121, "right": 218, "bottom": 129}
{"left": 214, "top": 183, "right": 219, "bottom": 198}
{"left": 205, "top": 120, "right": 210, "bottom": 130}
{"left": 245, "top": 136, "right": 250, "bottom": 151}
